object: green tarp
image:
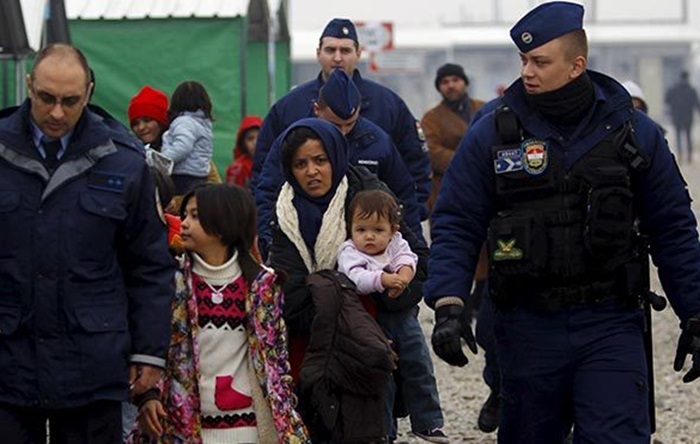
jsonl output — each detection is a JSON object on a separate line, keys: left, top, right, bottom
{"left": 1, "top": 14, "right": 292, "bottom": 176}
{"left": 275, "top": 39, "right": 291, "bottom": 101}
{"left": 70, "top": 17, "right": 245, "bottom": 175}
{"left": 245, "top": 41, "right": 269, "bottom": 118}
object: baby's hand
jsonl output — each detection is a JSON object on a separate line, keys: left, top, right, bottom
{"left": 381, "top": 272, "right": 404, "bottom": 291}
{"left": 387, "top": 287, "right": 404, "bottom": 299}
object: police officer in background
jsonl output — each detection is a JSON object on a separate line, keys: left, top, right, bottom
{"left": 256, "top": 69, "right": 423, "bottom": 254}
{"left": 426, "top": 2, "right": 700, "bottom": 442}
{"left": 252, "top": 18, "right": 432, "bottom": 221}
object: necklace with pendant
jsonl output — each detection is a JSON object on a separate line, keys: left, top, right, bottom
{"left": 203, "top": 276, "right": 237, "bottom": 304}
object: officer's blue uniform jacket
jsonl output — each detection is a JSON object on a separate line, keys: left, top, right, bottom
{"left": 253, "top": 70, "right": 431, "bottom": 219}
{"left": 425, "top": 71, "right": 700, "bottom": 322}
{"left": 0, "top": 101, "right": 175, "bottom": 408}
{"left": 255, "top": 116, "right": 423, "bottom": 255}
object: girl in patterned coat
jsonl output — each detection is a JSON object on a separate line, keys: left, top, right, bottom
{"left": 135, "top": 183, "right": 309, "bottom": 443}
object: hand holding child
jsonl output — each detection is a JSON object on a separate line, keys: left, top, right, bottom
{"left": 138, "top": 399, "right": 167, "bottom": 438}
{"left": 382, "top": 272, "right": 407, "bottom": 299}
{"left": 383, "top": 266, "right": 415, "bottom": 299}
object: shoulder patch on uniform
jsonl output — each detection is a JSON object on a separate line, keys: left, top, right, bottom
{"left": 494, "top": 147, "right": 523, "bottom": 174}
{"left": 521, "top": 139, "right": 548, "bottom": 175}
{"left": 88, "top": 170, "right": 126, "bottom": 193}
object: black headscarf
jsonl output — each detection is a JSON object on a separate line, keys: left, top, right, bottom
{"left": 279, "top": 118, "right": 349, "bottom": 252}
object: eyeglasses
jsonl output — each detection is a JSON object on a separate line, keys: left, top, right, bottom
{"left": 31, "top": 88, "right": 85, "bottom": 109}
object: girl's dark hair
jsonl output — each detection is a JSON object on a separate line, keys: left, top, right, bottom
{"left": 346, "top": 189, "right": 402, "bottom": 235}
{"left": 280, "top": 126, "right": 322, "bottom": 172}
{"left": 149, "top": 166, "right": 176, "bottom": 209}
{"left": 180, "top": 184, "right": 261, "bottom": 285}
{"left": 169, "top": 80, "right": 213, "bottom": 122}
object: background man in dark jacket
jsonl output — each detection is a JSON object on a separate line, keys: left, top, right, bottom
{"left": 0, "top": 44, "right": 174, "bottom": 443}
{"left": 665, "top": 70, "right": 700, "bottom": 163}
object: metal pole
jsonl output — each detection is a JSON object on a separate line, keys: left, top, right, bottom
{"left": 241, "top": 16, "right": 248, "bottom": 116}
{"left": 15, "top": 55, "right": 26, "bottom": 105}
{"left": 2, "top": 59, "right": 8, "bottom": 108}
{"left": 268, "top": 12, "right": 277, "bottom": 105}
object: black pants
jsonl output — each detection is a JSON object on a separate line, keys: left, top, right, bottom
{"left": 171, "top": 174, "right": 207, "bottom": 196}
{"left": 675, "top": 123, "right": 694, "bottom": 162}
{"left": 0, "top": 400, "right": 122, "bottom": 444}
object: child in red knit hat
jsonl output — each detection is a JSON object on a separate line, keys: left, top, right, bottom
{"left": 128, "top": 85, "right": 169, "bottom": 149}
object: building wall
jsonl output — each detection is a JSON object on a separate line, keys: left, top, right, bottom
{"left": 292, "top": 43, "right": 693, "bottom": 128}
{"left": 289, "top": 0, "right": 700, "bottom": 130}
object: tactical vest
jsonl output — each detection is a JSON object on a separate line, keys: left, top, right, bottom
{"left": 488, "top": 106, "right": 650, "bottom": 311}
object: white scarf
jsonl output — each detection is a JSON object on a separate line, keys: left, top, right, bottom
{"left": 276, "top": 177, "right": 348, "bottom": 273}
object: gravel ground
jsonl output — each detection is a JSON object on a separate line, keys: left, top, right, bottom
{"left": 392, "top": 160, "right": 700, "bottom": 443}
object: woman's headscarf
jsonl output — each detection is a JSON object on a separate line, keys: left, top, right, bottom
{"left": 277, "top": 118, "right": 349, "bottom": 265}
{"left": 280, "top": 118, "right": 348, "bottom": 195}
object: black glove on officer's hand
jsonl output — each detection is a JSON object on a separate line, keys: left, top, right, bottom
{"left": 674, "top": 315, "right": 700, "bottom": 383}
{"left": 431, "top": 301, "right": 478, "bottom": 367}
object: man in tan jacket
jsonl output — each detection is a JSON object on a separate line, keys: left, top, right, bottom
{"left": 422, "top": 64, "right": 499, "bottom": 434}
{"left": 421, "top": 64, "right": 487, "bottom": 296}
{"left": 421, "top": 63, "right": 484, "bottom": 212}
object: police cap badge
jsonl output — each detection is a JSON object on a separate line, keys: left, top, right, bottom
{"left": 510, "top": 2, "right": 584, "bottom": 53}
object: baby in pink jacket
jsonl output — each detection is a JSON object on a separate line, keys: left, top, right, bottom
{"left": 338, "top": 189, "right": 418, "bottom": 299}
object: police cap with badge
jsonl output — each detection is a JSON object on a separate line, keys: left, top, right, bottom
{"left": 510, "top": 1, "right": 584, "bottom": 53}
{"left": 319, "top": 69, "right": 361, "bottom": 119}
{"left": 320, "top": 18, "right": 358, "bottom": 44}
{"left": 493, "top": 2, "right": 585, "bottom": 179}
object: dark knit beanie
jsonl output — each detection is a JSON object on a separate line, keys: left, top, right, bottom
{"left": 435, "top": 63, "right": 469, "bottom": 90}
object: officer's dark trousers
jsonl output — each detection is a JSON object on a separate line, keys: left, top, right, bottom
{"left": 494, "top": 299, "right": 649, "bottom": 444}
{"left": 0, "top": 400, "right": 121, "bottom": 444}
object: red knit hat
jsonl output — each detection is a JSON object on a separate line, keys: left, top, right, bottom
{"left": 127, "top": 85, "right": 169, "bottom": 126}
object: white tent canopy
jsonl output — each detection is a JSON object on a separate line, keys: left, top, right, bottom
{"left": 18, "top": 0, "right": 250, "bottom": 52}
{"left": 64, "top": 0, "right": 247, "bottom": 20}
{"left": 19, "top": 0, "right": 48, "bottom": 52}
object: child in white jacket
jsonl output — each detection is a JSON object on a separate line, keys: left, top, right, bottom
{"left": 161, "top": 80, "right": 214, "bottom": 195}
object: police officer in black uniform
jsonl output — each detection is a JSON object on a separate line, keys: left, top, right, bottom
{"left": 252, "top": 18, "right": 431, "bottom": 221}
{"left": 426, "top": 2, "right": 700, "bottom": 442}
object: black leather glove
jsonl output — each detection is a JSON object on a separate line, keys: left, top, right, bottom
{"left": 674, "top": 316, "right": 700, "bottom": 383}
{"left": 431, "top": 302, "right": 478, "bottom": 367}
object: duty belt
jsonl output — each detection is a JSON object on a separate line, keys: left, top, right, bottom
{"left": 523, "top": 280, "right": 619, "bottom": 312}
